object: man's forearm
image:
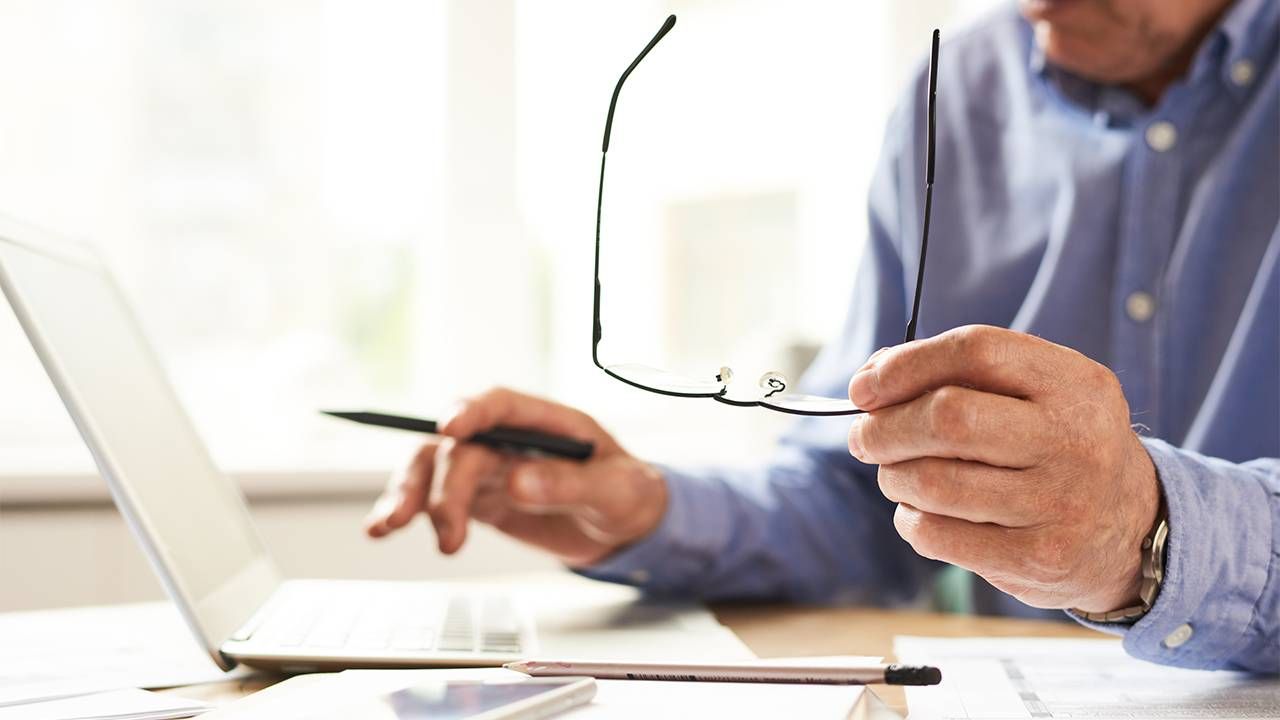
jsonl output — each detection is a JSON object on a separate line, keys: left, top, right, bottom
{"left": 578, "top": 444, "right": 936, "bottom": 605}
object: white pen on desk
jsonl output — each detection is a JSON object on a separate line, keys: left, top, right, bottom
{"left": 503, "top": 659, "right": 942, "bottom": 686}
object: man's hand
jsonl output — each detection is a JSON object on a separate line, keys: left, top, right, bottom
{"left": 847, "top": 325, "right": 1160, "bottom": 613}
{"left": 364, "top": 388, "right": 667, "bottom": 568}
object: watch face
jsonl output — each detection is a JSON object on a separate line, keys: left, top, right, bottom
{"left": 1138, "top": 517, "right": 1170, "bottom": 611}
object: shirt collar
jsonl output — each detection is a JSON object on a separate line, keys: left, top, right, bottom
{"left": 1213, "top": 0, "right": 1278, "bottom": 98}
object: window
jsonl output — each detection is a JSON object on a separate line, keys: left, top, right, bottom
{"left": 0, "top": 0, "right": 1000, "bottom": 478}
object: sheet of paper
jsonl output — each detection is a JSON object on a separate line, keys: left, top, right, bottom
{"left": 0, "top": 688, "right": 208, "bottom": 720}
{"left": 895, "top": 636, "right": 1280, "bottom": 720}
{"left": 0, "top": 603, "right": 236, "bottom": 707}
{"left": 203, "top": 663, "right": 878, "bottom": 720}
{"left": 565, "top": 678, "right": 866, "bottom": 720}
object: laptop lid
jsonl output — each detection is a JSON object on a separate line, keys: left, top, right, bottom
{"left": 0, "top": 217, "right": 280, "bottom": 670}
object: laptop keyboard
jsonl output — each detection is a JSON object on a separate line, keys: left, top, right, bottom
{"left": 246, "top": 587, "right": 525, "bottom": 655}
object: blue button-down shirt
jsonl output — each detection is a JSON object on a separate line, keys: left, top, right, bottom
{"left": 583, "top": 1, "right": 1279, "bottom": 673}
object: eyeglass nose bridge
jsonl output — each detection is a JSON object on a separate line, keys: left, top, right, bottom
{"left": 711, "top": 367, "right": 792, "bottom": 406}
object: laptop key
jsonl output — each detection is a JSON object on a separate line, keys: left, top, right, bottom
{"left": 482, "top": 643, "right": 523, "bottom": 654}
{"left": 480, "top": 634, "right": 521, "bottom": 653}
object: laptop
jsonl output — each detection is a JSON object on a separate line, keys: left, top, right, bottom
{"left": 0, "top": 217, "right": 542, "bottom": 673}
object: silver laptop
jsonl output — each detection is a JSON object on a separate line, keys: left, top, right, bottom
{"left": 0, "top": 217, "right": 539, "bottom": 673}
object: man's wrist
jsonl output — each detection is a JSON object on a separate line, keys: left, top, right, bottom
{"left": 573, "top": 464, "right": 732, "bottom": 591}
{"left": 620, "top": 461, "right": 670, "bottom": 545}
{"left": 1072, "top": 435, "right": 1162, "bottom": 616}
{"left": 1073, "top": 502, "right": 1169, "bottom": 622}
{"left": 1073, "top": 439, "right": 1167, "bottom": 621}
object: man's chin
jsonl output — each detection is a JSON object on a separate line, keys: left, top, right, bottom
{"left": 1033, "top": 23, "right": 1146, "bottom": 86}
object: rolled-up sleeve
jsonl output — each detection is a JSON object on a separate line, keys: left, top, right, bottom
{"left": 1071, "top": 439, "right": 1279, "bottom": 673}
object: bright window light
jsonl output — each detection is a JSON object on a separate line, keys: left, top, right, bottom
{"left": 0, "top": 0, "right": 1000, "bottom": 477}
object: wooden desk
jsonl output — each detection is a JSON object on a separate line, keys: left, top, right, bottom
{"left": 169, "top": 605, "right": 1109, "bottom": 715}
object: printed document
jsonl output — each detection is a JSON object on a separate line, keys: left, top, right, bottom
{"left": 895, "top": 636, "right": 1279, "bottom": 720}
{"left": 0, "top": 603, "right": 232, "bottom": 707}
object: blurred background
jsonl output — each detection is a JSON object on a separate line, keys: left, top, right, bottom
{"left": 0, "top": 0, "right": 1001, "bottom": 609}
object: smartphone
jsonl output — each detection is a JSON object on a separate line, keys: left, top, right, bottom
{"left": 310, "top": 677, "right": 596, "bottom": 720}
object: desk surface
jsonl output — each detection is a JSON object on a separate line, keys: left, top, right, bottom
{"left": 169, "top": 604, "right": 1108, "bottom": 715}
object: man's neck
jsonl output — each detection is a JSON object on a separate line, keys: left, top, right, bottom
{"left": 1125, "top": 0, "right": 1236, "bottom": 106}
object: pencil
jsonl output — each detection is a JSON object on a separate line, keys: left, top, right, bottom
{"left": 503, "top": 659, "right": 942, "bottom": 686}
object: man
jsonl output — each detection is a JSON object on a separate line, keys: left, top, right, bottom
{"left": 366, "top": 0, "right": 1278, "bottom": 672}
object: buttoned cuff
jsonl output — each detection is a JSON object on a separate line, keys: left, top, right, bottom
{"left": 1066, "top": 438, "right": 1274, "bottom": 670}
{"left": 574, "top": 465, "right": 733, "bottom": 594}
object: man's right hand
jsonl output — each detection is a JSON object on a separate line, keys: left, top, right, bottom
{"left": 363, "top": 387, "right": 668, "bottom": 568}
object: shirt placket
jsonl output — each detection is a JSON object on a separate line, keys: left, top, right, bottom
{"left": 1112, "top": 108, "right": 1188, "bottom": 435}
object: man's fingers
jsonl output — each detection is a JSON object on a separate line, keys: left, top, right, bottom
{"left": 892, "top": 503, "right": 1024, "bottom": 579}
{"left": 849, "top": 325, "right": 1080, "bottom": 410}
{"left": 438, "top": 387, "right": 601, "bottom": 445}
{"left": 428, "top": 439, "right": 504, "bottom": 554}
{"left": 506, "top": 459, "right": 599, "bottom": 513}
{"left": 894, "top": 503, "right": 1083, "bottom": 600}
{"left": 849, "top": 385, "right": 1049, "bottom": 467}
{"left": 877, "top": 458, "right": 1039, "bottom": 527}
{"left": 365, "top": 443, "right": 437, "bottom": 538}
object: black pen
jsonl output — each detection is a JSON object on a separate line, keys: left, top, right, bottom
{"left": 321, "top": 410, "right": 595, "bottom": 461}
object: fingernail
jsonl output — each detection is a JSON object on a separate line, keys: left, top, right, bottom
{"left": 515, "top": 468, "right": 547, "bottom": 502}
{"left": 435, "top": 518, "right": 452, "bottom": 550}
{"left": 848, "top": 416, "right": 866, "bottom": 460}
{"left": 849, "top": 368, "right": 879, "bottom": 409}
{"left": 865, "top": 346, "right": 891, "bottom": 366}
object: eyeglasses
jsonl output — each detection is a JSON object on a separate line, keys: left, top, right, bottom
{"left": 592, "top": 15, "right": 940, "bottom": 416}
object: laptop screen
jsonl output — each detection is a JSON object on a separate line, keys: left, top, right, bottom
{"left": 0, "top": 227, "right": 275, "bottom": 657}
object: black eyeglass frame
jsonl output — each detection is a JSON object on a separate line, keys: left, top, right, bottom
{"left": 592, "top": 15, "right": 940, "bottom": 416}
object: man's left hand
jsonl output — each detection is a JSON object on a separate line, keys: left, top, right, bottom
{"left": 847, "top": 325, "right": 1160, "bottom": 613}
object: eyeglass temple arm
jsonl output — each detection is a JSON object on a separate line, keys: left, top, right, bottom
{"left": 594, "top": 15, "right": 677, "bottom": 369}
{"left": 904, "top": 28, "right": 939, "bottom": 344}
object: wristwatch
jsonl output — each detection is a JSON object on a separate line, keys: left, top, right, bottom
{"left": 1072, "top": 499, "right": 1169, "bottom": 623}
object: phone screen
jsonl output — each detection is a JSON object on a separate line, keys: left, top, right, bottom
{"left": 377, "top": 679, "right": 583, "bottom": 720}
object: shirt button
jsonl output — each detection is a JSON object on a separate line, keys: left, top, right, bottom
{"left": 1145, "top": 121, "right": 1178, "bottom": 152}
{"left": 627, "top": 569, "right": 651, "bottom": 584}
{"left": 1164, "top": 623, "right": 1194, "bottom": 649}
{"left": 1126, "top": 291, "right": 1156, "bottom": 322}
{"left": 1230, "top": 59, "right": 1255, "bottom": 86}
